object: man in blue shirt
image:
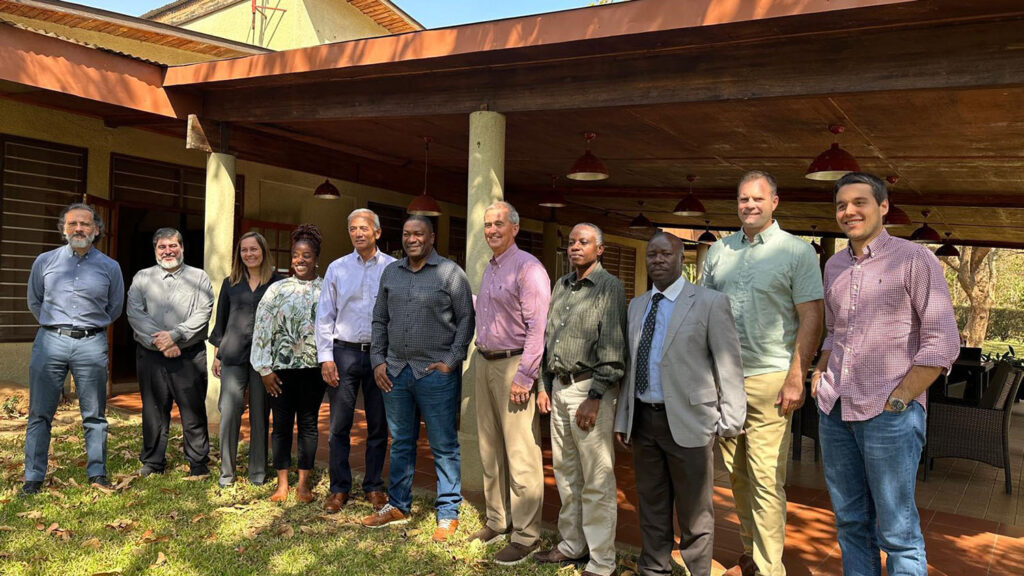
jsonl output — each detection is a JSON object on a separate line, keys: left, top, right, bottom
{"left": 23, "top": 203, "right": 124, "bottom": 495}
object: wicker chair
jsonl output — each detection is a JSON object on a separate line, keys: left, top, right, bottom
{"left": 924, "top": 361, "right": 1023, "bottom": 494}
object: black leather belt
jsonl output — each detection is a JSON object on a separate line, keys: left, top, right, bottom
{"left": 335, "top": 340, "right": 371, "bottom": 352}
{"left": 638, "top": 401, "right": 666, "bottom": 412}
{"left": 46, "top": 326, "right": 103, "bottom": 339}
{"left": 479, "top": 348, "right": 524, "bottom": 361}
{"left": 557, "top": 369, "right": 594, "bottom": 386}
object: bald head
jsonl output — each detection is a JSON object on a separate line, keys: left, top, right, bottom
{"left": 646, "top": 231, "right": 684, "bottom": 291}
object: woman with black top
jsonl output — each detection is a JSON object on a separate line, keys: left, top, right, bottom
{"left": 209, "top": 231, "right": 282, "bottom": 488}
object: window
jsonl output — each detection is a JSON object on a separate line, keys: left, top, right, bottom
{"left": 240, "top": 219, "right": 296, "bottom": 275}
{"left": 0, "top": 135, "right": 87, "bottom": 341}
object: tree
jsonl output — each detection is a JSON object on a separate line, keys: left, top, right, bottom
{"left": 940, "top": 247, "right": 996, "bottom": 347}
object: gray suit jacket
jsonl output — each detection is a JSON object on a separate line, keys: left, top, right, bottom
{"left": 614, "top": 280, "right": 746, "bottom": 448}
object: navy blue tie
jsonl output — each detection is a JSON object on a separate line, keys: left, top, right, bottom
{"left": 635, "top": 293, "right": 665, "bottom": 395}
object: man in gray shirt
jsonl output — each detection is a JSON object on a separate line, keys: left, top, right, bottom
{"left": 362, "top": 215, "right": 474, "bottom": 543}
{"left": 126, "top": 227, "right": 214, "bottom": 477}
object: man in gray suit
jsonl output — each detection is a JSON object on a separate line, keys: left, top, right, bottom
{"left": 615, "top": 232, "right": 746, "bottom": 576}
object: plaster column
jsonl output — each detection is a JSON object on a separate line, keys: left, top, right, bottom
{"left": 460, "top": 110, "right": 506, "bottom": 492}
{"left": 695, "top": 243, "right": 710, "bottom": 283}
{"left": 203, "top": 152, "right": 236, "bottom": 423}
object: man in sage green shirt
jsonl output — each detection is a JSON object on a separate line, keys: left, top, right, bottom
{"left": 701, "top": 171, "right": 824, "bottom": 576}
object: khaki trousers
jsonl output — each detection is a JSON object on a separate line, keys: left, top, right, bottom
{"left": 474, "top": 352, "right": 544, "bottom": 546}
{"left": 719, "top": 371, "right": 791, "bottom": 576}
{"left": 551, "top": 377, "right": 617, "bottom": 576}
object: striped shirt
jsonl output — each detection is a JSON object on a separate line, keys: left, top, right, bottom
{"left": 817, "top": 230, "right": 959, "bottom": 421}
{"left": 371, "top": 249, "right": 475, "bottom": 380}
{"left": 541, "top": 262, "right": 627, "bottom": 396}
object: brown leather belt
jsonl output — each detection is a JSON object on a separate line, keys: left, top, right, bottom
{"left": 638, "top": 401, "right": 666, "bottom": 412}
{"left": 557, "top": 369, "right": 594, "bottom": 386}
{"left": 479, "top": 348, "right": 524, "bottom": 361}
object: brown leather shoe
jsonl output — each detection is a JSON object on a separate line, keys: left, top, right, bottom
{"left": 533, "top": 547, "right": 588, "bottom": 565}
{"left": 432, "top": 518, "right": 459, "bottom": 542}
{"left": 324, "top": 492, "right": 348, "bottom": 513}
{"left": 361, "top": 504, "right": 409, "bottom": 528}
{"left": 365, "top": 490, "right": 388, "bottom": 510}
{"left": 723, "top": 554, "right": 757, "bottom": 576}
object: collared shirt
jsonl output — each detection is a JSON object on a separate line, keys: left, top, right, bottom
{"left": 208, "top": 272, "right": 283, "bottom": 366}
{"left": 27, "top": 245, "right": 124, "bottom": 330}
{"left": 817, "top": 230, "right": 959, "bottom": 421}
{"left": 475, "top": 244, "right": 551, "bottom": 389}
{"left": 250, "top": 276, "right": 323, "bottom": 376}
{"left": 701, "top": 220, "right": 823, "bottom": 377}
{"left": 635, "top": 276, "right": 686, "bottom": 404}
{"left": 316, "top": 248, "right": 396, "bottom": 363}
{"left": 126, "top": 264, "right": 214, "bottom": 351}
{"left": 371, "top": 250, "right": 475, "bottom": 380}
{"left": 542, "top": 262, "right": 627, "bottom": 396}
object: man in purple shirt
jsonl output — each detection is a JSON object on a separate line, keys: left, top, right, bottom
{"left": 812, "top": 172, "right": 959, "bottom": 576}
{"left": 469, "top": 201, "right": 550, "bottom": 565}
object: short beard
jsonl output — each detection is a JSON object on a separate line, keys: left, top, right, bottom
{"left": 65, "top": 232, "right": 97, "bottom": 250}
{"left": 157, "top": 256, "right": 183, "bottom": 270}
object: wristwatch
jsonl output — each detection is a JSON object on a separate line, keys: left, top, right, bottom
{"left": 886, "top": 396, "right": 908, "bottom": 413}
{"left": 587, "top": 389, "right": 604, "bottom": 400}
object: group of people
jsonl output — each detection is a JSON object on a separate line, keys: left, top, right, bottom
{"left": 22, "top": 169, "right": 958, "bottom": 576}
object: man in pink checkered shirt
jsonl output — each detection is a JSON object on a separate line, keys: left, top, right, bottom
{"left": 812, "top": 172, "right": 959, "bottom": 576}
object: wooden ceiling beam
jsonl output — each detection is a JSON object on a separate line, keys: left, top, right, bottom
{"left": 199, "top": 18, "right": 1024, "bottom": 122}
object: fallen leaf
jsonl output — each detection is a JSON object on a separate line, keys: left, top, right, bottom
{"left": 0, "top": 526, "right": 16, "bottom": 531}
{"left": 235, "top": 546, "right": 246, "bottom": 554}
{"left": 190, "top": 514, "right": 205, "bottom": 523}
{"left": 139, "top": 529, "right": 153, "bottom": 540}
{"left": 105, "top": 519, "right": 137, "bottom": 533}
{"left": 274, "top": 524, "right": 294, "bottom": 538}
{"left": 203, "top": 532, "right": 218, "bottom": 542}
{"left": 65, "top": 436, "right": 81, "bottom": 443}
{"left": 298, "top": 525, "right": 314, "bottom": 534}
{"left": 159, "top": 488, "right": 177, "bottom": 495}
{"left": 17, "top": 510, "right": 42, "bottom": 519}
{"left": 89, "top": 571, "right": 122, "bottom": 576}
{"left": 181, "top": 474, "right": 209, "bottom": 481}
{"left": 44, "top": 522, "right": 59, "bottom": 535}
{"left": 82, "top": 537, "right": 101, "bottom": 550}
{"left": 148, "top": 552, "right": 167, "bottom": 569}
{"left": 35, "top": 523, "right": 45, "bottom": 531}
{"left": 68, "top": 477, "right": 80, "bottom": 488}
{"left": 405, "top": 528, "right": 422, "bottom": 538}
{"left": 112, "top": 475, "right": 137, "bottom": 490}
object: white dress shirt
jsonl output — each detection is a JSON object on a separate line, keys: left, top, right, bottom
{"left": 315, "top": 247, "right": 395, "bottom": 363}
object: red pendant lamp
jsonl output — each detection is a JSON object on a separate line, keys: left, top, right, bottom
{"left": 673, "top": 175, "right": 706, "bottom": 217}
{"left": 910, "top": 210, "right": 942, "bottom": 244}
{"left": 805, "top": 124, "right": 860, "bottom": 181}
{"left": 883, "top": 176, "right": 912, "bottom": 228}
{"left": 539, "top": 174, "right": 568, "bottom": 208}
{"left": 313, "top": 178, "right": 340, "bottom": 200}
{"left": 934, "top": 233, "right": 960, "bottom": 258}
{"left": 567, "top": 132, "right": 609, "bottom": 181}
{"left": 407, "top": 136, "right": 442, "bottom": 216}
{"left": 629, "top": 201, "right": 654, "bottom": 230}
{"left": 697, "top": 220, "right": 717, "bottom": 244}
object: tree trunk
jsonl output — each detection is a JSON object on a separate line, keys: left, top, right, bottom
{"left": 941, "top": 247, "right": 995, "bottom": 348}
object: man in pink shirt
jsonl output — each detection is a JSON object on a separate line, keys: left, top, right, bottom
{"left": 812, "top": 172, "right": 959, "bottom": 576}
{"left": 469, "top": 201, "right": 551, "bottom": 565}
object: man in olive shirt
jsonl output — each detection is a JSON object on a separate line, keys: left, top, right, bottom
{"left": 701, "top": 171, "right": 824, "bottom": 576}
{"left": 534, "top": 223, "right": 626, "bottom": 576}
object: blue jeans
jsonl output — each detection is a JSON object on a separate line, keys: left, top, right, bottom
{"left": 382, "top": 365, "right": 461, "bottom": 519}
{"left": 819, "top": 400, "right": 928, "bottom": 576}
{"left": 25, "top": 327, "right": 109, "bottom": 481}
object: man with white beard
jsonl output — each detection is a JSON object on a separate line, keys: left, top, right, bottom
{"left": 23, "top": 203, "right": 124, "bottom": 495}
{"left": 127, "top": 228, "right": 214, "bottom": 478}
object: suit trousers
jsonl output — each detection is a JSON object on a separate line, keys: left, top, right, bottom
{"left": 217, "top": 362, "right": 269, "bottom": 485}
{"left": 474, "top": 352, "right": 543, "bottom": 546}
{"left": 269, "top": 367, "right": 326, "bottom": 470}
{"left": 719, "top": 371, "right": 791, "bottom": 576}
{"left": 632, "top": 403, "right": 715, "bottom": 576}
{"left": 550, "top": 376, "right": 618, "bottom": 576}
{"left": 326, "top": 345, "right": 387, "bottom": 495}
{"left": 136, "top": 343, "right": 210, "bottom": 472}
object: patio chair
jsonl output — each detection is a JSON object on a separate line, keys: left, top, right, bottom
{"left": 924, "top": 361, "right": 1023, "bottom": 494}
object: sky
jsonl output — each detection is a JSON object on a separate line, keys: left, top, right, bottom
{"left": 74, "top": 1, "right": 599, "bottom": 29}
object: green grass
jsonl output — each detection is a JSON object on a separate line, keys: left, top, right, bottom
{"left": 0, "top": 407, "right": 630, "bottom": 576}
{"left": 981, "top": 338, "right": 1023, "bottom": 358}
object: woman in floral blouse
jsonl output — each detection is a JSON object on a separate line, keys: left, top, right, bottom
{"left": 251, "top": 224, "right": 325, "bottom": 503}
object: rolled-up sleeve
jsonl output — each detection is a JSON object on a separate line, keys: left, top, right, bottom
{"left": 908, "top": 250, "right": 960, "bottom": 372}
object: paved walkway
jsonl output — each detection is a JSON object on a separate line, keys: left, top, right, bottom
{"left": 108, "top": 392, "right": 1024, "bottom": 575}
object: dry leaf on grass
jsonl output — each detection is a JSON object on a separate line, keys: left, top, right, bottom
{"left": 167, "top": 510, "right": 178, "bottom": 520}
{"left": 274, "top": 524, "right": 294, "bottom": 538}
{"left": 105, "top": 519, "right": 137, "bottom": 533}
{"left": 90, "top": 571, "right": 123, "bottom": 576}
{"left": 190, "top": 514, "right": 205, "bottom": 523}
{"left": 81, "top": 537, "right": 102, "bottom": 550}
{"left": 149, "top": 552, "right": 167, "bottom": 569}
{"left": 298, "top": 525, "right": 315, "bottom": 534}
{"left": 0, "top": 525, "right": 16, "bottom": 531}
{"left": 17, "top": 510, "right": 42, "bottom": 519}
{"left": 203, "top": 532, "right": 218, "bottom": 542}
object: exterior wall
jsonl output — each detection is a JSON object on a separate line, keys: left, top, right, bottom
{"left": 179, "top": 0, "right": 388, "bottom": 50}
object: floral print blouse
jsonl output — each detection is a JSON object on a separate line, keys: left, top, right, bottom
{"left": 250, "top": 276, "right": 323, "bottom": 376}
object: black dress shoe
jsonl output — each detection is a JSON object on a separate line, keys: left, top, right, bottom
{"left": 188, "top": 466, "right": 210, "bottom": 477}
{"left": 138, "top": 465, "right": 163, "bottom": 477}
{"left": 21, "top": 481, "right": 43, "bottom": 496}
{"left": 88, "top": 475, "right": 112, "bottom": 488}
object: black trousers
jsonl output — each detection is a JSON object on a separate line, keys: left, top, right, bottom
{"left": 269, "top": 368, "right": 326, "bottom": 470}
{"left": 327, "top": 345, "right": 387, "bottom": 494}
{"left": 632, "top": 403, "right": 715, "bottom": 576}
{"left": 136, "top": 343, "right": 210, "bottom": 472}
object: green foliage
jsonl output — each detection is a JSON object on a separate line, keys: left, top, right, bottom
{"left": 955, "top": 306, "right": 1024, "bottom": 341}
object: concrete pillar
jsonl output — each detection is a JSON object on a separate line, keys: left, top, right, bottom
{"left": 542, "top": 220, "right": 560, "bottom": 283}
{"left": 695, "top": 243, "right": 710, "bottom": 283}
{"left": 459, "top": 111, "right": 506, "bottom": 492}
{"left": 203, "top": 152, "right": 236, "bottom": 423}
